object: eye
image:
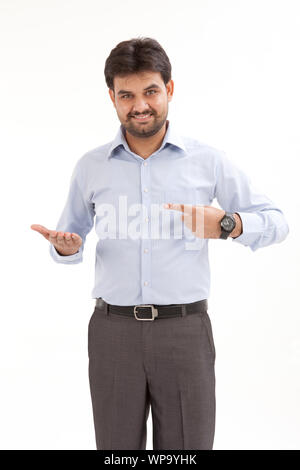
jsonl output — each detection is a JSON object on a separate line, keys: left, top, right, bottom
{"left": 120, "top": 90, "right": 157, "bottom": 99}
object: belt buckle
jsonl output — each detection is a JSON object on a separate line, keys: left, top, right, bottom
{"left": 134, "top": 304, "right": 158, "bottom": 321}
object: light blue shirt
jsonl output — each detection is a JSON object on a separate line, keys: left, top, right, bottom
{"left": 50, "top": 120, "right": 289, "bottom": 305}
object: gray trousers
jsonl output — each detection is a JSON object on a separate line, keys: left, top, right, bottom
{"left": 88, "top": 300, "right": 216, "bottom": 450}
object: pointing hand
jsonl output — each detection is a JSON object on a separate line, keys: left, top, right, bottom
{"left": 163, "top": 204, "right": 242, "bottom": 239}
{"left": 164, "top": 203, "right": 225, "bottom": 239}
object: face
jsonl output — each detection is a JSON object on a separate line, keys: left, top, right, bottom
{"left": 109, "top": 71, "right": 174, "bottom": 138}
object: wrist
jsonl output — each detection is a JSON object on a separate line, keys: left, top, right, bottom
{"left": 55, "top": 246, "right": 79, "bottom": 256}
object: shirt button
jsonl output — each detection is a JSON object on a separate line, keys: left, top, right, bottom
{"left": 144, "top": 188, "right": 148, "bottom": 192}
{"left": 144, "top": 281, "right": 148, "bottom": 286}
{"left": 143, "top": 161, "right": 148, "bottom": 166}
{"left": 144, "top": 248, "right": 149, "bottom": 253}
{"left": 145, "top": 217, "right": 149, "bottom": 222}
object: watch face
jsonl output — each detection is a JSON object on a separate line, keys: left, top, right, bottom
{"left": 221, "top": 215, "right": 235, "bottom": 232}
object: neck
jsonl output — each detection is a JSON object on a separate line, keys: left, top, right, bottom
{"left": 124, "top": 121, "right": 168, "bottom": 159}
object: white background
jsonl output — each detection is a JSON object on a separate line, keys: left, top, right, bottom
{"left": 0, "top": 0, "right": 299, "bottom": 450}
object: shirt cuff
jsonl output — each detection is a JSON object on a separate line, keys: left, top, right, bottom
{"left": 49, "top": 243, "right": 83, "bottom": 264}
{"left": 231, "top": 211, "right": 264, "bottom": 250}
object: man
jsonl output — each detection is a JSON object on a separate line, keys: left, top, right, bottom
{"left": 31, "top": 37, "right": 289, "bottom": 450}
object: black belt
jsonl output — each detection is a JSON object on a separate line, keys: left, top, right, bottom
{"left": 95, "top": 298, "right": 208, "bottom": 321}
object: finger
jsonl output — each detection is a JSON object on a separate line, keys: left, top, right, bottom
{"left": 164, "top": 203, "right": 193, "bottom": 213}
{"left": 49, "top": 230, "right": 58, "bottom": 243}
{"left": 64, "top": 232, "right": 72, "bottom": 242}
{"left": 71, "top": 233, "right": 80, "bottom": 242}
{"left": 31, "top": 224, "right": 50, "bottom": 235}
{"left": 164, "top": 203, "right": 184, "bottom": 211}
{"left": 56, "top": 231, "right": 65, "bottom": 242}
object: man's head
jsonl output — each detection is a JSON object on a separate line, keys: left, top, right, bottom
{"left": 104, "top": 37, "right": 174, "bottom": 138}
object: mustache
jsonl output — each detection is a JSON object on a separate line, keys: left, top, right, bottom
{"left": 129, "top": 112, "right": 154, "bottom": 117}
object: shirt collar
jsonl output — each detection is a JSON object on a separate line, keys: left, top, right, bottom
{"left": 107, "top": 119, "right": 186, "bottom": 159}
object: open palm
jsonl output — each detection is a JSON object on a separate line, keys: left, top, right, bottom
{"left": 31, "top": 224, "right": 82, "bottom": 255}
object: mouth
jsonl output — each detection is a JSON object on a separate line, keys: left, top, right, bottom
{"left": 131, "top": 113, "right": 153, "bottom": 122}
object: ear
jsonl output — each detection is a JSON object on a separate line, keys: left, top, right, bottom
{"left": 166, "top": 79, "right": 174, "bottom": 102}
{"left": 108, "top": 88, "right": 116, "bottom": 107}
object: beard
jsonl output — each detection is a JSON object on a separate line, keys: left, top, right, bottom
{"left": 122, "top": 108, "right": 168, "bottom": 138}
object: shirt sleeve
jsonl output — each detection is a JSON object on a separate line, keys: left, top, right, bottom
{"left": 213, "top": 150, "right": 289, "bottom": 252}
{"left": 49, "top": 160, "right": 95, "bottom": 264}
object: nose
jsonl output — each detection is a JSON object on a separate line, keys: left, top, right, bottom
{"left": 131, "top": 97, "right": 151, "bottom": 115}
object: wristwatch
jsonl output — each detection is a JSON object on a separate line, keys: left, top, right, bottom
{"left": 219, "top": 212, "right": 236, "bottom": 239}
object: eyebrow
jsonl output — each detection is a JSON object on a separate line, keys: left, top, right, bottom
{"left": 117, "top": 83, "right": 160, "bottom": 96}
